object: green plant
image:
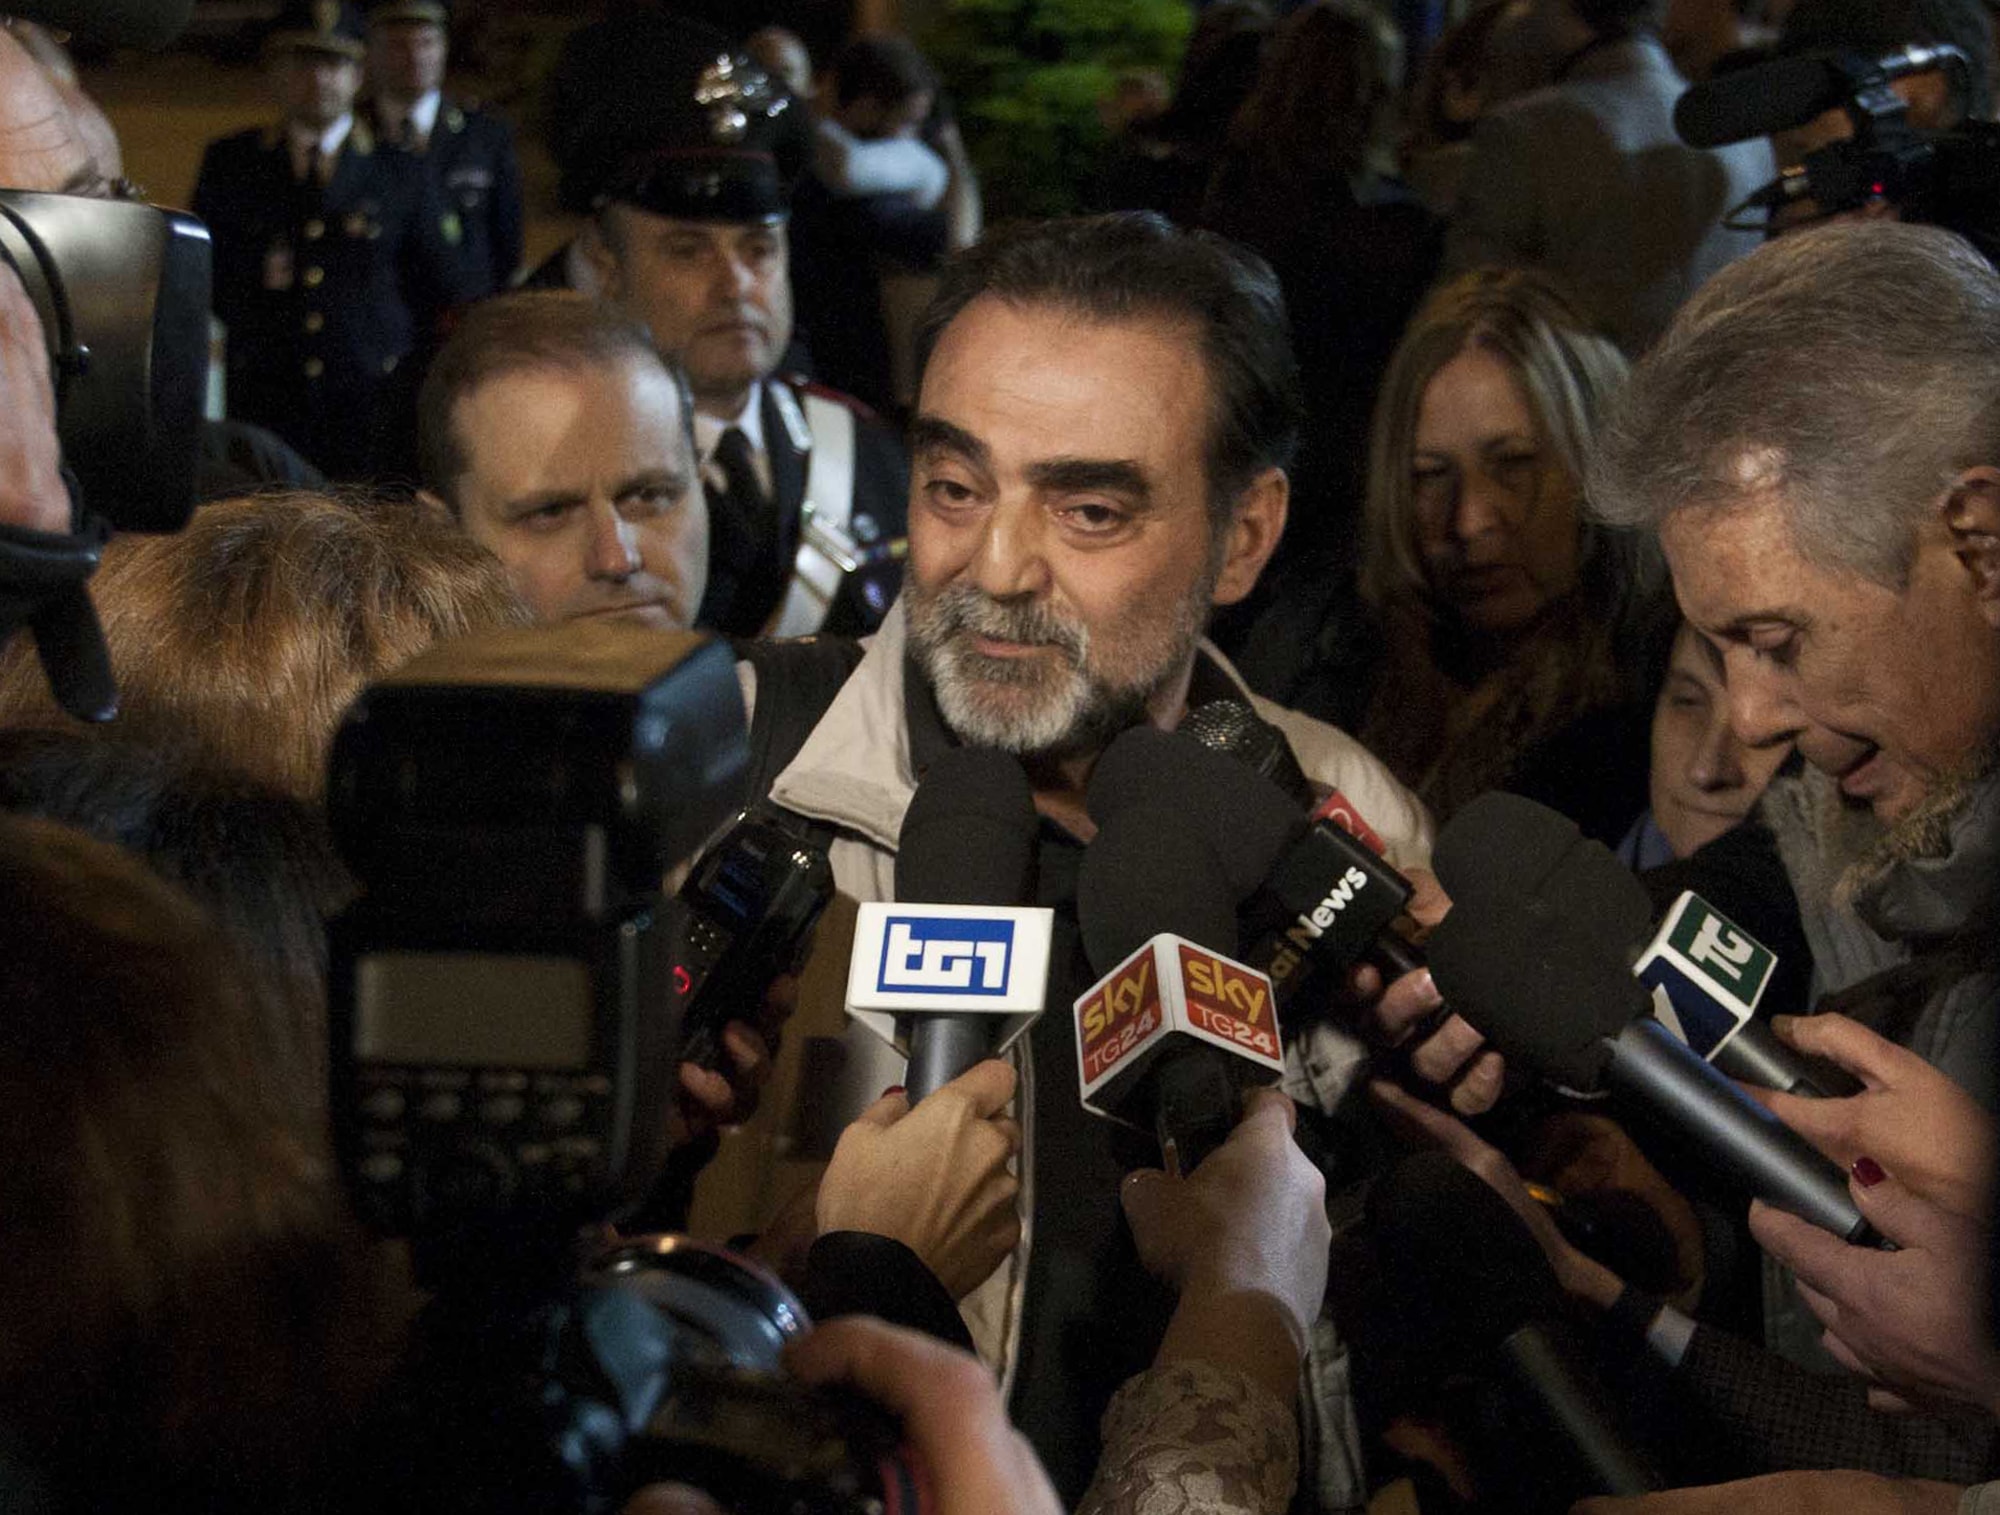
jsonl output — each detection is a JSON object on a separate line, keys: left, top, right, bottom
{"left": 919, "top": 0, "right": 1192, "bottom": 219}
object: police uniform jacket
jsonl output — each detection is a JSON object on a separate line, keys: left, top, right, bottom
{"left": 696, "top": 374, "right": 908, "bottom": 639}
{"left": 193, "top": 121, "right": 471, "bottom": 480}
{"left": 368, "top": 95, "right": 524, "bottom": 298}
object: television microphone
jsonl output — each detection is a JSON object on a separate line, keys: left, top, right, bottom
{"left": 1369, "top": 1151, "right": 1664, "bottom": 1499}
{"left": 1423, "top": 851, "right": 1879, "bottom": 1244}
{"left": 1179, "top": 700, "right": 1423, "bottom": 1002}
{"left": 1073, "top": 728, "right": 1286, "bottom": 1174}
{"left": 1438, "top": 795, "right": 1833, "bottom": 1096}
{"left": 844, "top": 748, "right": 1053, "bottom": 1101}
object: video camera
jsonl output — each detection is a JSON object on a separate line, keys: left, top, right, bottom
{"left": 325, "top": 623, "right": 913, "bottom": 1514}
{"left": 1675, "top": 43, "right": 2000, "bottom": 264}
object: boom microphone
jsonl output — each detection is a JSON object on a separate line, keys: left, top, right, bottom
{"left": 1424, "top": 850, "right": 1878, "bottom": 1243}
{"left": 1369, "top": 1151, "right": 1664, "bottom": 1499}
{"left": 844, "top": 748, "right": 1053, "bottom": 1101}
{"left": 1674, "top": 43, "right": 1974, "bottom": 148}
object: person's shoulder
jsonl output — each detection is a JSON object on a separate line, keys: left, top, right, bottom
{"left": 1251, "top": 695, "right": 1437, "bottom": 868}
{"left": 200, "top": 126, "right": 275, "bottom": 166}
{"left": 442, "top": 98, "right": 515, "bottom": 143}
{"left": 780, "top": 372, "right": 889, "bottom": 426}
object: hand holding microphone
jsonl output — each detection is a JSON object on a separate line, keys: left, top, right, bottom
{"left": 816, "top": 1059, "right": 1024, "bottom": 1300}
{"left": 1121, "top": 1087, "right": 1330, "bottom": 1410}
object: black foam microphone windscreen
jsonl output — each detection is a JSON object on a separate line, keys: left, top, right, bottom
{"left": 1086, "top": 724, "right": 1302, "bottom": 901}
{"left": 896, "top": 747, "right": 1039, "bottom": 906}
{"left": 1432, "top": 792, "right": 1655, "bottom": 950}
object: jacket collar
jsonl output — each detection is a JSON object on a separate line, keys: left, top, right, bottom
{"left": 767, "top": 597, "right": 1264, "bottom": 850}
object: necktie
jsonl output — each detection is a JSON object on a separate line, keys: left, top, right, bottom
{"left": 708, "top": 426, "right": 785, "bottom": 634}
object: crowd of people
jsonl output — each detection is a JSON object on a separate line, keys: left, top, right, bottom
{"left": 0, "top": 0, "right": 1997, "bottom": 1510}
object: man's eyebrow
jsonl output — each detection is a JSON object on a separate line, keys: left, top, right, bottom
{"left": 614, "top": 467, "right": 693, "bottom": 498}
{"left": 908, "top": 415, "right": 990, "bottom": 471}
{"left": 1025, "top": 457, "right": 1151, "bottom": 503}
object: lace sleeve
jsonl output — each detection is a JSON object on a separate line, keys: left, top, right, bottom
{"left": 1075, "top": 1359, "right": 1299, "bottom": 1515}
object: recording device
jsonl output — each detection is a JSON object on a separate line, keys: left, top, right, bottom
{"left": 1182, "top": 700, "right": 1424, "bottom": 1002}
{"left": 0, "top": 191, "right": 208, "bottom": 535}
{"left": 1075, "top": 727, "right": 1285, "bottom": 1173}
{"left": 1673, "top": 42, "right": 2000, "bottom": 263}
{"left": 326, "top": 623, "right": 749, "bottom": 1250}
{"left": 844, "top": 747, "right": 1053, "bottom": 1100}
{"left": 0, "top": 190, "right": 211, "bottom": 722}
{"left": 1369, "top": 1151, "right": 1664, "bottom": 1501}
{"left": 5, "top": 0, "right": 195, "bottom": 48}
{"left": 1425, "top": 797, "right": 1878, "bottom": 1244}
{"left": 324, "top": 622, "right": 929, "bottom": 1514}
{"left": 670, "top": 809, "right": 833, "bottom": 1071}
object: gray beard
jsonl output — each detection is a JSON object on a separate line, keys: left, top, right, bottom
{"left": 1828, "top": 749, "right": 2000, "bottom": 908}
{"left": 906, "top": 582, "right": 1204, "bottom": 759}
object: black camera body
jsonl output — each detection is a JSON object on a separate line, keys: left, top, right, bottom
{"left": 326, "top": 623, "right": 748, "bottom": 1251}
{"left": 0, "top": 189, "right": 209, "bottom": 535}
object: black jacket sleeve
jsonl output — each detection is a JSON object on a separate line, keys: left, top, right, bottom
{"left": 798, "top": 1231, "right": 973, "bottom": 1351}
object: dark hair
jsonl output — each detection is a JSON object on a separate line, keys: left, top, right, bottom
{"left": 1228, "top": 0, "right": 1401, "bottom": 182}
{"left": 916, "top": 212, "right": 1303, "bottom": 520}
{"left": 831, "top": 32, "right": 937, "bottom": 109}
{"left": 0, "top": 729, "right": 353, "bottom": 1106}
{"left": 417, "top": 291, "right": 687, "bottom": 503}
{"left": 1571, "top": 0, "right": 1664, "bottom": 34}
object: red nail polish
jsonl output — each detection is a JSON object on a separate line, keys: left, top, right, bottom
{"left": 882, "top": 1085, "right": 906, "bottom": 1099}
{"left": 1852, "top": 1156, "right": 1886, "bottom": 1188}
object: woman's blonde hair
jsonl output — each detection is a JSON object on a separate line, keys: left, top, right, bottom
{"left": 1360, "top": 266, "right": 1636, "bottom": 614}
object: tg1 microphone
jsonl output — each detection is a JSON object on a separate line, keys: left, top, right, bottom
{"left": 844, "top": 747, "right": 1054, "bottom": 1101}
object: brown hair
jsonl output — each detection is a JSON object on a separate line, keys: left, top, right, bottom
{"left": 0, "top": 491, "right": 532, "bottom": 798}
{"left": 417, "top": 289, "right": 685, "bottom": 506}
{"left": 0, "top": 815, "right": 405, "bottom": 1495}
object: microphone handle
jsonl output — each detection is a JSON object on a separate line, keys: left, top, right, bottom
{"left": 1151, "top": 1049, "right": 1238, "bottom": 1177}
{"left": 1605, "top": 1019, "right": 1880, "bottom": 1245}
{"left": 904, "top": 1015, "right": 993, "bottom": 1102}
{"left": 1496, "top": 1323, "right": 1663, "bottom": 1496}
{"left": 1711, "top": 1022, "right": 1863, "bottom": 1099}
{"left": 1372, "top": 930, "right": 1424, "bottom": 982}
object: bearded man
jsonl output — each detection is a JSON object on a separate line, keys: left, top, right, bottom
{"left": 730, "top": 212, "right": 1471, "bottom": 1505}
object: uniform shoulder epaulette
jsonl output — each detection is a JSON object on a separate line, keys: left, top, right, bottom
{"left": 785, "top": 375, "right": 881, "bottom": 423}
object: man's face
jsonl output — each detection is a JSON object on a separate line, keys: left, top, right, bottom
{"left": 368, "top": 20, "right": 447, "bottom": 100}
{"left": 273, "top": 50, "right": 362, "bottom": 130}
{"left": 590, "top": 210, "right": 792, "bottom": 416}
{"left": 905, "top": 298, "right": 1276, "bottom": 758}
{"left": 1660, "top": 493, "right": 2000, "bottom": 823}
{"left": 439, "top": 357, "right": 707, "bottom": 629}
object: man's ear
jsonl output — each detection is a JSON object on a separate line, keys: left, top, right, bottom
{"left": 415, "top": 486, "right": 457, "bottom": 525}
{"left": 579, "top": 215, "right": 620, "bottom": 298}
{"left": 1944, "top": 466, "right": 2000, "bottom": 625}
{"left": 1212, "top": 467, "right": 1288, "bottom": 608}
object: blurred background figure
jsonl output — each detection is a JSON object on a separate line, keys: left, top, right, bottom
{"left": 790, "top": 31, "right": 981, "bottom": 417}
{"left": 362, "top": 0, "right": 525, "bottom": 301}
{"left": 1441, "top": 0, "right": 1776, "bottom": 354}
{"left": 746, "top": 24, "right": 815, "bottom": 101}
{"left": 192, "top": 0, "right": 469, "bottom": 481}
{"left": 1402, "top": 0, "right": 1518, "bottom": 213}
{"left": 1201, "top": 0, "right": 1441, "bottom": 650}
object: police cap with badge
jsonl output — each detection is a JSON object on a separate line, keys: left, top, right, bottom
{"left": 265, "top": 0, "right": 367, "bottom": 59}
{"left": 556, "top": 18, "right": 809, "bottom": 224}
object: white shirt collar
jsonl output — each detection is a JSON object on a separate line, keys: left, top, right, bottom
{"left": 692, "top": 385, "right": 771, "bottom": 498}
{"left": 379, "top": 89, "right": 443, "bottom": 144}
{"left": 287, "top": 112, "right": 353, "bottom": 164}
{"left": 692, "top": 385, "right": 768, "bottom": 465}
